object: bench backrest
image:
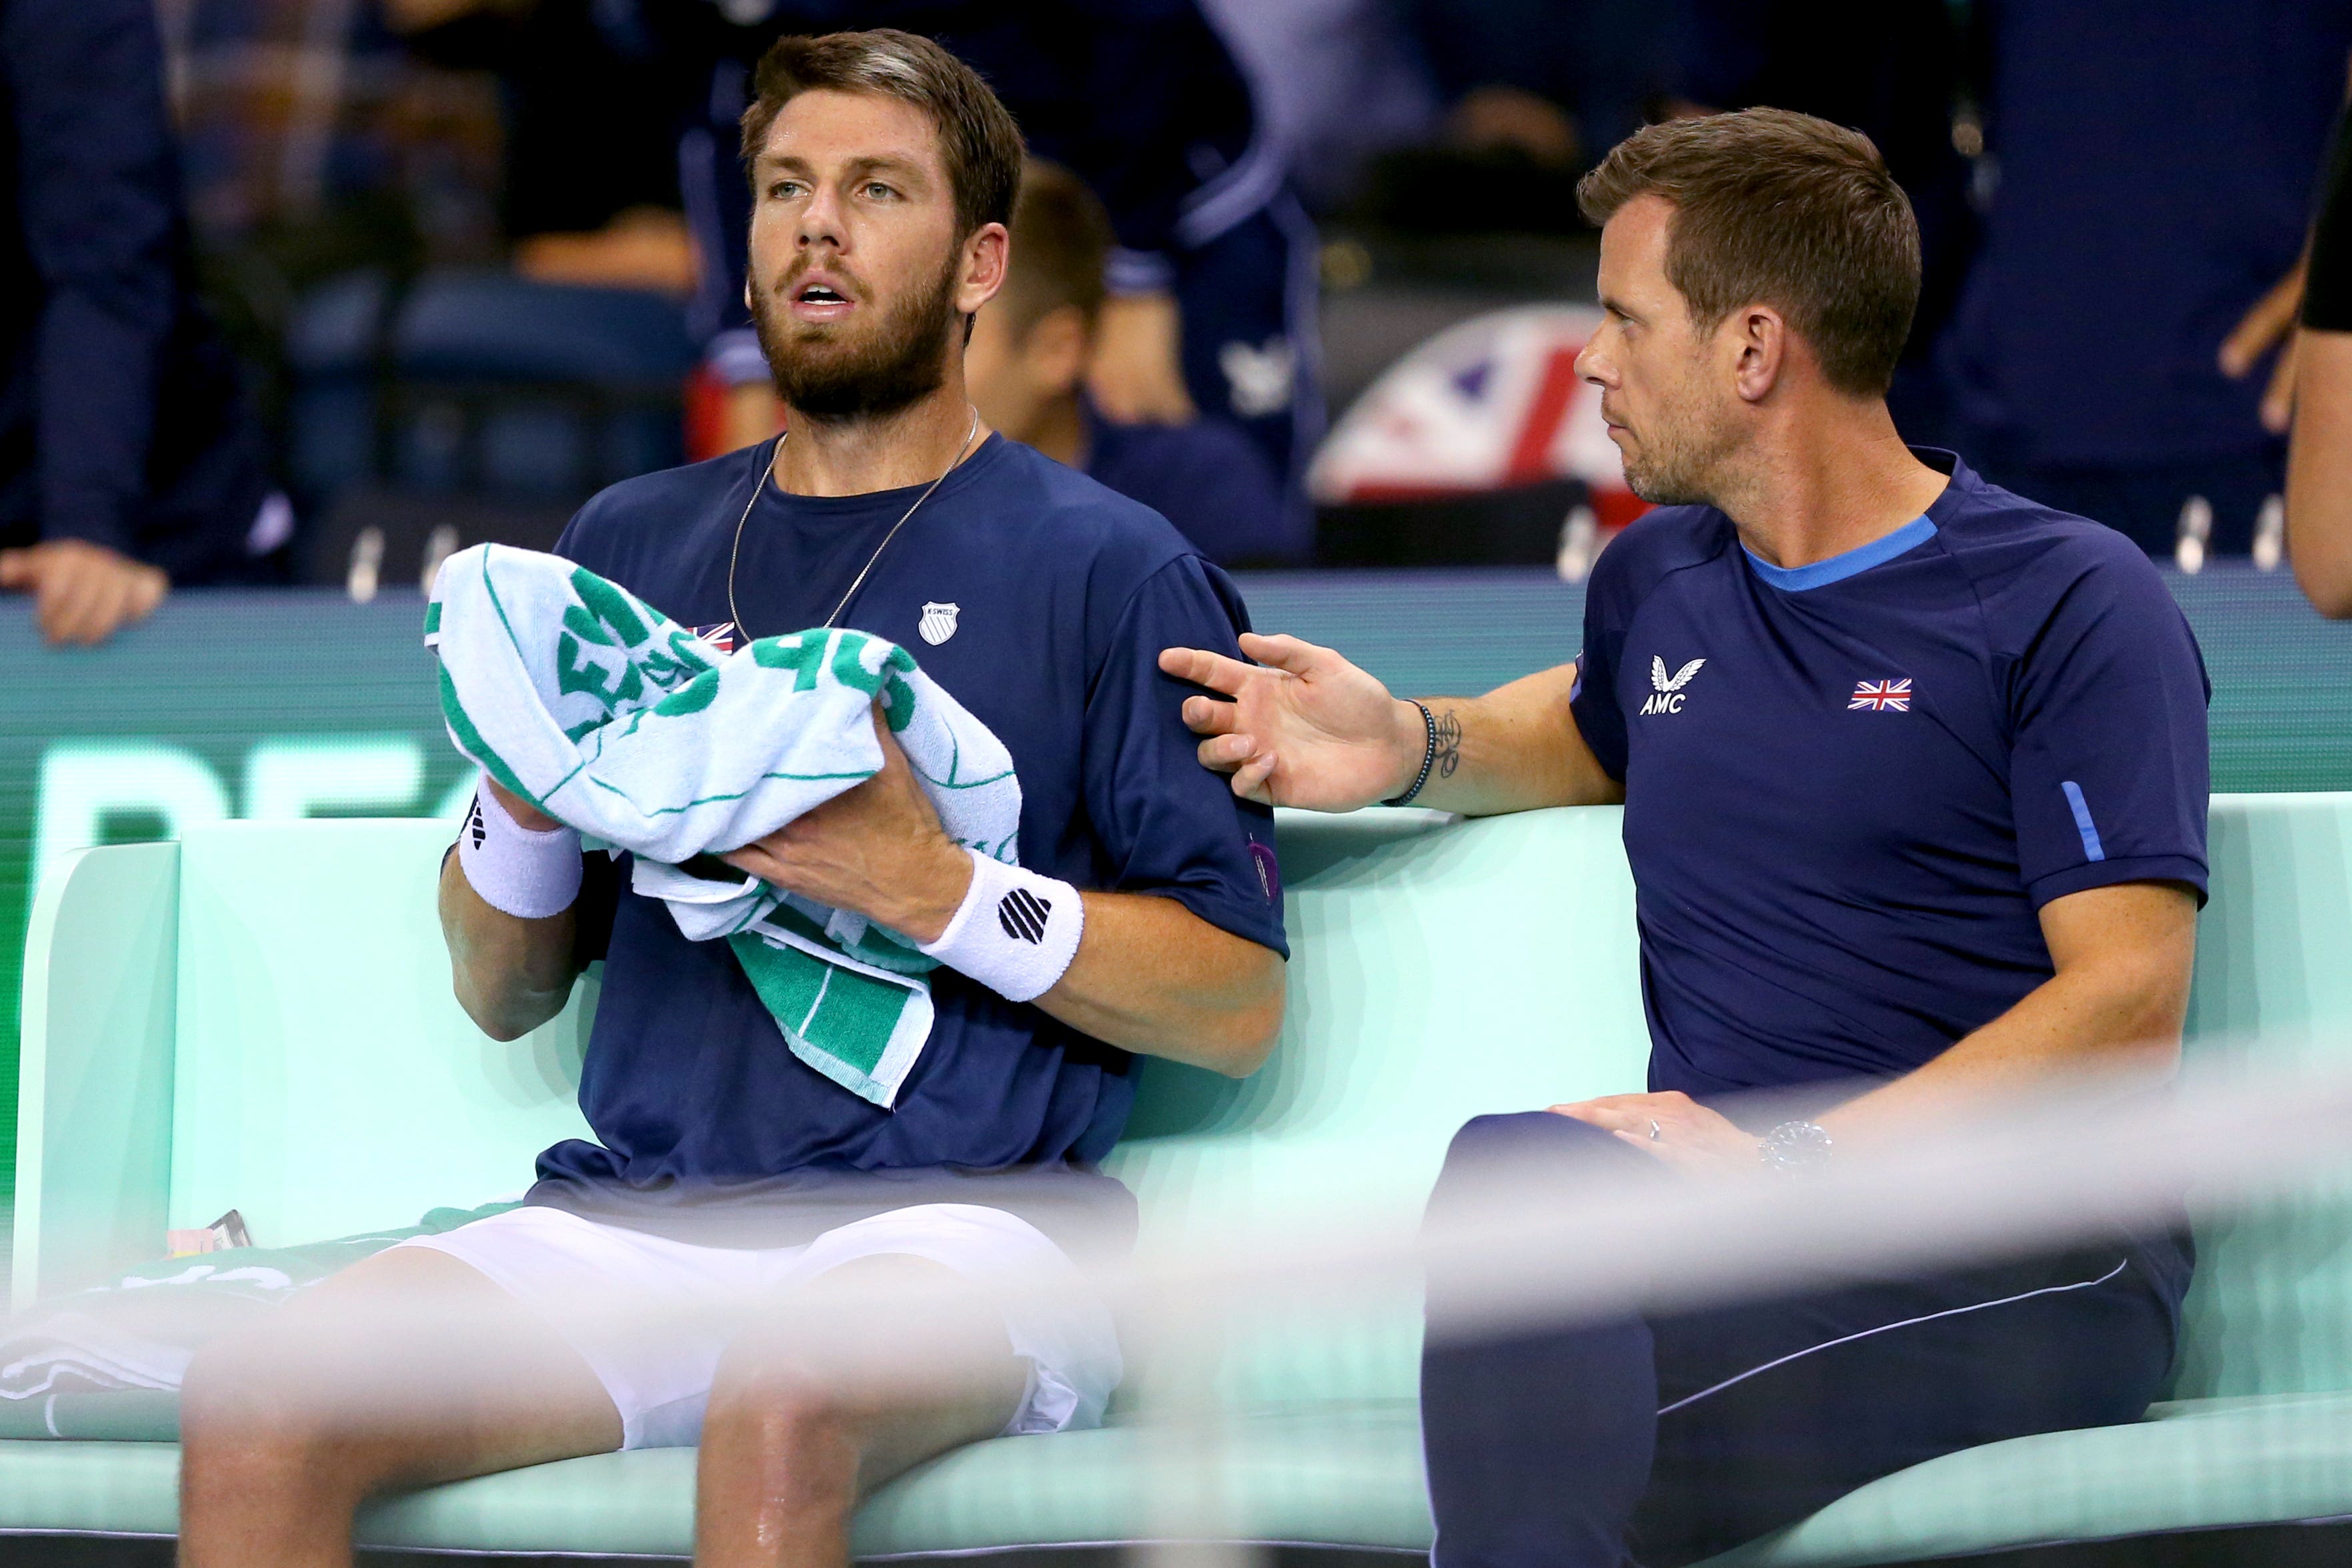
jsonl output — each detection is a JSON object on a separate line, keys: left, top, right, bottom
{"left": 17, "top": 799, "right": 2352, "bottom": 1409}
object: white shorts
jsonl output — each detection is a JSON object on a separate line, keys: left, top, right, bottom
{"left": 395, "top": 1201, "right": 1121, "bottom": 1449}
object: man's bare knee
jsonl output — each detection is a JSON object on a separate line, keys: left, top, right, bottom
{"left": 180, "top": 1327, "right": 390, "bottom": 1517}
{"left": 704, "top": 1255, "right": 1027, "bottom": 1493}
{"left": 708, "top": 1345, "right": 863, "bottom": 1455}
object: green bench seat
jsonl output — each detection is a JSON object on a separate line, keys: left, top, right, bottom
{"left": 9, "top": 798, "right": 2352, "bottom": 1560}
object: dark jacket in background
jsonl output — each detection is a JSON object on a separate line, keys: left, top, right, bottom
{"left": 0, "top": 0, "right": 273, "bottom": 581}
{"left": 1672, "top": 0, "right": 1976, "bottom": 433}
{"left": 1942, "top": 0, "right": 2352, "bottom": 469}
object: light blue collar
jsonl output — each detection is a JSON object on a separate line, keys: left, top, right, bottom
{"left": 1743, "top": 514, "right": 1937, "bottom": 591}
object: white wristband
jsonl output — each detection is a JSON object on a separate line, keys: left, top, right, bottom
{"left": 457, "top": 783, "right": 583, "bottom": 919}
{"left": 917, "top": 850, "right": 1084, "bottom": 1003}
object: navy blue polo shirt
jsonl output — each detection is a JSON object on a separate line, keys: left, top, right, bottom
{"left": 1571, "top": 451, "right": 2210, "bottom": 1105}
{"left": 529, "top": 433, "right": 1287, "bottom": 1247}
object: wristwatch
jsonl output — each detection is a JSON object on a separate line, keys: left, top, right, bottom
{"left": 1759, "top": 1119, "right": 1833, "bottom": 1173}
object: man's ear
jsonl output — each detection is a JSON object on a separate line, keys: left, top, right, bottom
{"left": 1023, "top": 305, "right": 1092, "bottom": 397}
{"left": 1730, "top": 305, "right": 1789, "bottom": 404}
{"left": 957, "top": 222, "right": 1011, "bottom": 317}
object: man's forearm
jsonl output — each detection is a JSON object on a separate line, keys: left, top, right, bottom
{"left": 1400, "top": 665, "right": 1623, "bottom": 816}
{"left": 1032, "top": 891, "right": 1285, "bottom": 1076}
{"left": 1817, "top": 885, "right": 2197, "bottom": 1150}
{"left": 2289, "top": 330, "right": 2352, "bottom": 616}
{"left": 438, "top": 853, "right": 585, "bottom": 1041}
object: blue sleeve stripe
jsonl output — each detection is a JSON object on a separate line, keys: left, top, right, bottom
{"left": 2060, "top": 780, "right": 2107, "bottom": 863}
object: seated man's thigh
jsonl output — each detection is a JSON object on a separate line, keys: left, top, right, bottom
{"left": 1631, "top": 1244, "right": 2175, "bottom": 1565}
{"left": 182, "top": 1243, "right": 622, "bottom": 1488}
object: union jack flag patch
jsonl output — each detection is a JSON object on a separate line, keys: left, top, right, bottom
{"left": 687, "top": 621, "right": 739, "bottom": 655}
{"left": 1849, "top": 678, "right": 1912, "bottom": 712}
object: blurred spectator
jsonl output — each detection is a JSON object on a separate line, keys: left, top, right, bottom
{"left": 1668, "top": 0, "right": 1976, "bottom": 439}
{"left": 1403, "top": 0, "right": 1667, "bottom": 166}
{"left": 675, "top": 0, "right": 1323, "bottom": 509}
{"left": 161, "top": 0, "right": 504, "bottom": 264}
{"left": 1193, "top": 0, "right": 1439, "bottom": 214}
{"left": 968, "top": 161, "right": 1299, "bottom": 565}
{"left": 384, "top": 0, "right": 697, "bottom": 294}
{"left": 2283, "top": 109, "right": 2352, "bottom": 613}
{"left": 0, "top": 0, "right": 285, "bottom": 646}
{"left": 158, "top": 0, "right": 511, "bottom": 517}
{"left": 1337, "top": 1, "right": 1672, "bottom": 238}
{"left": 1937, "top": 0, "right": 2352, "bottom": 558}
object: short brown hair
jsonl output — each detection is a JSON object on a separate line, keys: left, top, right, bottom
{"left": 1576, "top": 108, "right": 1920, "bottom": 397}
{"left": 740, "top": 29, "right": 1026, "bottom": 240}
{"left": 1001, "top": 160, "right": 1113, "bottom": 337}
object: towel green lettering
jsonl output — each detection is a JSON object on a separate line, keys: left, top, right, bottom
{"left": 829, "top": 630, "right": 883, "bottom": 696}
{"left": 752, "top": 633, "right": 826, "bottom": 691}
{"left": 556, "top": 631, "right": 644, "bottom": 707}
{"left": 565, "top": 569, "right": 650, "bottom": 648}
{"left": 654, "top": 669, "right": 720, "bottom": 717}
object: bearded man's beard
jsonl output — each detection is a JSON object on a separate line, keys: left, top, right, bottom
{"left": 1619, "top": 403, "right": 1737, "bottom": 508}
{"left": 752, "top": 253, "right": 961, "bottom": 421}
{"left": 1621, "top": 433, "right": 1711, "bottom": 507}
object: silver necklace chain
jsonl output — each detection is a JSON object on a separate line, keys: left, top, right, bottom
{"left": 725, "top": 403, "right": 982, "bottom": 640}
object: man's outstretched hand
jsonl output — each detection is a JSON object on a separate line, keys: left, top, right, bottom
{"left": 1159, "top": 632, "right": 1425, "bottom": 810}
{"left": 0, "top": 539, "right": 168, "bottom": 646}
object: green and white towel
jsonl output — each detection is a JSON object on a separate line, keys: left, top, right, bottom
{"left": 426, "top": 543, "right": 1022, "bottom": 1107}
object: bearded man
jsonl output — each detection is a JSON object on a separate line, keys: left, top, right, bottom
{"left": 175, "top": 30, "right": 1287, "bottom": 1568}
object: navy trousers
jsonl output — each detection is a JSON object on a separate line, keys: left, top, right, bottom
{"left": 1419, "top": 1113, "right": 2183, "bottom": 1568}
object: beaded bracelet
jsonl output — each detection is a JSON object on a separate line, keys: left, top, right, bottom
{"left": 1384, "top": 699, "right": 1439, "bottom": 807}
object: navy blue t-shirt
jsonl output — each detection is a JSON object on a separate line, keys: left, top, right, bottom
{"left": 529, "top": 433, "right": 1286, "bottom": 1246}
{"left": 1571, "top": 451, "right": 2210, "bottom": 1107}
{"left": 1081, "top": 399, "right": 1306, "bottom": 567}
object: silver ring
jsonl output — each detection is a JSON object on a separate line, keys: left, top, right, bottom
{"left": 1647, "top": 1118, "right": 1662, "bottom": 1142}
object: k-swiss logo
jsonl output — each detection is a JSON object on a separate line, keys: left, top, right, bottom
{"left": 1639, "top": 655, "right": 1706, "bottom": 715}
{"left": 998, "top": 887, "right": 1052, "bottom": 944}
{"left": 918, "top": 602, "right": 959, "bottom": 646}
{"left": 1849, "top": 678, "right": 1913, "bottom": 712}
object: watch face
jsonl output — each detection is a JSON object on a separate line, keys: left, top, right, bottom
{"left": 1762, "top": 1120, "right": 1833, "bottom": 1171}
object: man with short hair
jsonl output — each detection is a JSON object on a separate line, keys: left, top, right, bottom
{"left": 1164, "top": 108, "right": 2208, "bottom": 1567}
{"left": 178, "top": 29, "right": 1287, "bottom": 1568}
{"left": 966, "top": 159, "right": 1297, "bottom": 565}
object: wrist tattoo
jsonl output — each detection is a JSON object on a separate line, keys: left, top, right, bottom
{"left": 1432, "top": 709, "right": 1463, "bottom": 779}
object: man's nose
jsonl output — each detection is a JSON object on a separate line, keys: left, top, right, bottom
{"left": 1575, "top": 341, "right": 1612, "bottom": 386}
{"left": 797, "top": 181, "right": 847, "bottom": 249}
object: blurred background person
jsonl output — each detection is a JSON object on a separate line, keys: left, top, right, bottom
{"left": 675, "top": 0, "right": 1323, "bottom": 528}
{"left": 1193, "top": 0, "right": 1441, "bottom": 217}
{"left": 383, "top": 0, "right": 697, "bottom": 296}
{"left": 1328, "top": 0, "right": 1671, "bottom": 245}
{"left": 1936, "top": 0, "right": 2352, "bottom": 559}
{"left": 2281, "top": 109, "right": 2352, "bottom": 613}
{"left": 967, "top": 161, "right": 1298, "bottom": 567}
{"left": 0, "top": 0, "right": 286, "bottom": 646}
{"left": 1665, "top": 0, "right": 1977, "bottom": 443}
